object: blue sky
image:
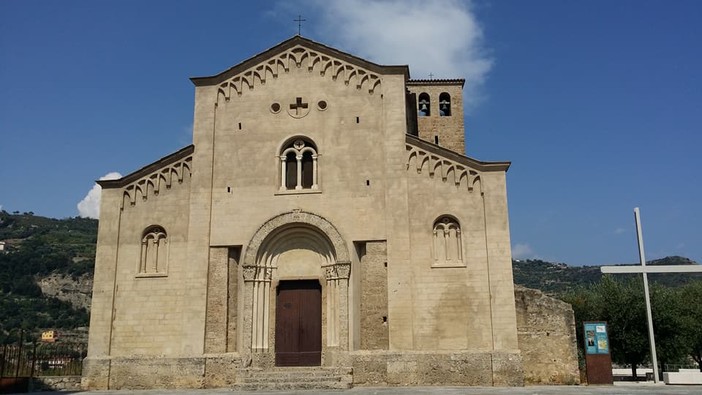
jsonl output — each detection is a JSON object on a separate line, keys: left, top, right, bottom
{"left": 1, "top": 0, "right": 700, "bottom": 266}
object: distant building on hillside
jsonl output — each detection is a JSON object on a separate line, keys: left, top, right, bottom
{"left": 41, "top": 330, "right": 58, "bottom": 343}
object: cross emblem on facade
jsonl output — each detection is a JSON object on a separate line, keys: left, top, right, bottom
{"left": 290, "top": 97, "right": 308, "bottom": 115}
{"left": 287, "top": 96, "right": 310, "bottom": 119}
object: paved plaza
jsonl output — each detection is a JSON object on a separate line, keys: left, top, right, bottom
{"left": 33, "top": 383, "right": 702, "bottom": 395}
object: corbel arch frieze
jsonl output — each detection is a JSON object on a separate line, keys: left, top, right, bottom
{"left": 215, "top": 45, "right": 382, "bottom": 104}
{"left": 406, "top": 144, "right": 483, "bottom": 194}
{"left": 121, "top": 156, "right": 192, "bottom": 209}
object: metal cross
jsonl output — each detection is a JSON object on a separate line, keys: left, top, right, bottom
{"left": 294, "top": 15, "right": 306, "bottom": 36}
{"left": 600, "top": 208, "right": 702, "bottom": 383}
{"left": 290, "top": 97, "right": 308, "bottom": 115}
{"left": 429, "top": 73, "right": 434, "bottom": 80}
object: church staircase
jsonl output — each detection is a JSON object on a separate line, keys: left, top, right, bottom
{"left": 236, "top": 367, "right": 353, "bottom": 390}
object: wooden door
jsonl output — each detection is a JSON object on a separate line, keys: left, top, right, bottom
{"left": 275, "top": 280, "right": 322, "bottom": 366}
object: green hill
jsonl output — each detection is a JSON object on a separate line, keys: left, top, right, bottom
{"left": 0, "top": 210, "right": 97, "bottom": 343}
{"left": 513, "top": 256, "right": 702, "bottom": 295}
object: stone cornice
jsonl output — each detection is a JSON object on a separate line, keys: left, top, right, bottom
{"left": 407, "top": 79, "right": 465, "bottom": 87}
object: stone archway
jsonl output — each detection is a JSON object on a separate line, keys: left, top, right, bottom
{"left": 242, "top": 210, "right": 350, "bottom": 265}
{"left": 241, "top": 210, "right": 351, "bottom": 366}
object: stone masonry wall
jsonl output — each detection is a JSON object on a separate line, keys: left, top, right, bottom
{"left": 352, "top": 351, "right": 523, "bottom": 387}
{"left": 515, "top": 286, "right": 580, "bottom": 384}
{"left": 32, "top": 376, "right": 82, "bottom": 391}
{"left": 359, "top": 241, "right": 389, "bottom": 350}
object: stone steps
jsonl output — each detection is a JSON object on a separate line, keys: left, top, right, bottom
{"left": 237, "top": 367, "right": 353, "bottom": 390}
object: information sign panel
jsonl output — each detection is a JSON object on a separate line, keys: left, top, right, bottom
{"left": 584, "top": 322, "right": 610, "bottom": 355}
{"left": 583, "top": 321, "right": 613, "bottom": 384}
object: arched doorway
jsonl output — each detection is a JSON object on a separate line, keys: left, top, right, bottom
{"left": 275, "top": 279, "right": 322, "bottom": 366}
{"left": 241, "top": 211, "right": 351, "bottom": 367}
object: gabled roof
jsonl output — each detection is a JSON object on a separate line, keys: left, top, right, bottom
{"left": 190, "top": 35, "right": 410, "bottom": 86}
{"left": 406, "top": 134, "right": 510, "bottom": 172}
{"left": 97, "top": 145, "right": 194, "bottom": 189}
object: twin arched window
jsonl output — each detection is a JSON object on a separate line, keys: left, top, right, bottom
{"left": 139, "top": 226, "right": 168, "bottom": 275}
{"left": 433, "top": 216, "right": 462, "bottom": 265}
{"left": 279, "top": 138, "right": 318, "bottom": 191}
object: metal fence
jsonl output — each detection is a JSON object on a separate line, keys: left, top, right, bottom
{"left": 0, "top": 342, "right": 86, "bottom": 378}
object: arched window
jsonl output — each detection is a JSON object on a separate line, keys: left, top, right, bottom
{"left": 433, "top": 216, "right": 462, "bottom": 265}
{"left": 418, "top": 93, "right": 431, "bottom": 116}
{"left": 139, "top": 226, "right": 168, "bottom": 275}
{"left": 439, "top": 92, "right": 451, "bottom": 116}
{"left": 279, "top": 138, "right": 318, "bottom": 191}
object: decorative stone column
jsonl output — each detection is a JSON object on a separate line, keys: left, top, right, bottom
{"left": 336, "top": 262, "right": 351, "bottom": 351}
{"left": 241, "top": 265, "right": 256, "bottom": 362}
{"left": 324, "top": 262, "right": 351, "bottom": 351}
{"left": 250, "top": 266, "right": 272, "bottom": 352}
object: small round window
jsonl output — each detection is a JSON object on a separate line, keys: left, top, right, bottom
{"left": 270, "top": 102, "right": 281, "bottom": 113}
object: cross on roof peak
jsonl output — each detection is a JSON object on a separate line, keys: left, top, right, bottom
{"left": 294, "top": 15, "right": 306, "bottom": 36}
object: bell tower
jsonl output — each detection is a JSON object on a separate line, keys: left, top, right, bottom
{"left": 406, "top": 79, "right": 466, "bottom": 154}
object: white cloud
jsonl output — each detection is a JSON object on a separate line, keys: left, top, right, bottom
{"left": 512, "top": 243, "right": 535, "bottom": 259}
{"left": 77, "top": 172, "right": 122, "bottom": 219}
{"left": 306, "top": 0, "right": 493, "bottom": 109}
{"left": 613, "top": 227, "right": 627, "bottom": 235}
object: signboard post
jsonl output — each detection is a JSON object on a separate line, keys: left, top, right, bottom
{"left": 584, "top": 321, "right": 613, "bottom": 384}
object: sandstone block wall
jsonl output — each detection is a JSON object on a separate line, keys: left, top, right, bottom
{"left": 352, "top": 351, "right": 522, "bottom": 386}
{"left": 359, "top": 241, "right": 389, "bottom": 350}
{"left": 515, "top": 286, "right": 580, "bottom": 384}
{"left": 32, "top": 376, "right": 82, "bottom": 391}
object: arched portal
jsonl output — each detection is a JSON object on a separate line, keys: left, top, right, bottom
{"left": 241, "top": 210, "right": 351, "bottom": 367}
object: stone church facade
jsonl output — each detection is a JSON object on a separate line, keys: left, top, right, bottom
{"left": 83, "top": 36, "right": 546, "bottom": 389}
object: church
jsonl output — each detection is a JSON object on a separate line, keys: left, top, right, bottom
{"left": 83, "top": 36, "right": 572, "bottom": 390}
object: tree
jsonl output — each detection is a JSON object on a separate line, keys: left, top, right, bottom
{"left": 679, "top": 281, "right": 702, "bottom": 371}
{"left": 594, "top": 276, "right": 650, "bottom": 377}
{"left": 650, "top": 284, "right": 690, "bottom": 377}
{"left": 563, "top": 275, "right": 700, "bottom": 378}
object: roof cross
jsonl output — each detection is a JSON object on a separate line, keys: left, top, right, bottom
{"left": 294, "top": 15, "right": 306, "bottom": 36}
{"left": 428, "top": 73, "right": 434, "bottom": 80}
